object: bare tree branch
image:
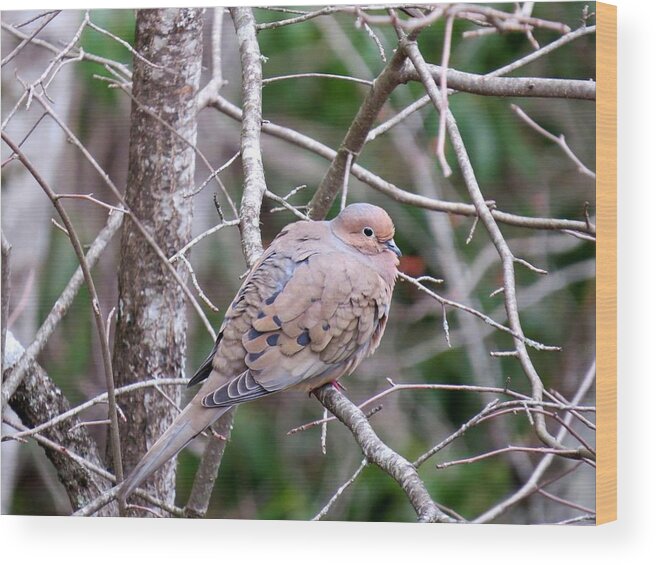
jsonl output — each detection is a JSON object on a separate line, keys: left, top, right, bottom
{"left": 313, "top": 384, "right": 455, "bottom": 523}
{"left": 1, "top": 231, "right": 11, "bottom": 370}
{"left": 211, "top": 95, "right": 594, "bottom": 237}
{"left": 183, "top": 410, "right": 235, "bottom": 518}
{"left": 511, "top": 103, "right": 596, "bottom": 178}
{"left": 1, "top": 211, "right": 123, "bottom": 407}
{"left": 474, "top": 361, "right": 596, "bottom": 523}
{"left": 1, "top": 10, "right": 61, "bottom": 67}
{"left": 25, "top": 87, "right": 218, "bottom": 339}
{"left": 312, "top": 458, "right": 367, "bottom": 520}
{"left": 230, "top": 6, "right": 268, "bottom": 265}
{"left": 398, "top": 61, "right": 595, "bottom": 100}
{"left": 2, "top": 378, "right": 187, "bottom": 443}
{"left": 4, "top": 330, "right": 117, "bottom": 515}
{"left": 1, "top": 18, "right": 131, "bottom": 80}
{"left": 178, "top": 7, "right": 270, "bottom": 518}
{"left": 401, "top": 37, "right": 594, "bottom": 461}
{"left": 1, "top": 133, "right": 127, "bottom": 514}
{"left": 307, "top": 43, "right": 409, "bottom": 220}
{"left": 197, "top": 8, "right": 226, "bottom": 110}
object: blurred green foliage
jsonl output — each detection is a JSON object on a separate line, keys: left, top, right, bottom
{"left": 4, "top": 3, "right": 596, "bottom": 522}
{"left": 79, "top": 10, "right": 135, "bottom": 105}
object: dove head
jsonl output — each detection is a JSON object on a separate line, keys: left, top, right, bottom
{"left": 331, "top": 203, "right": 402, "bottom": 261}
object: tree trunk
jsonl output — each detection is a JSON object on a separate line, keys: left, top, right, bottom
{"left": 1, "top": 231, "right": 10, "bottom": 370}
{"left": 111, "top": 8, "right": 203, "bottom": 514}
{"left": 6, "top": 331, "right": 117, "bottom": 516}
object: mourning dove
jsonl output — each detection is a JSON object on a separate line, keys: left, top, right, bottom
{"left": 119, "top": 203, "right": 401, "bottom": 500}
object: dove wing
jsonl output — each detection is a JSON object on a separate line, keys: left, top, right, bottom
{"left": 198, "top": 233, "right": 392, "bottom": 408}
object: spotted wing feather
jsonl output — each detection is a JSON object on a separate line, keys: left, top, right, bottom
{"left": 195, "top": 221, "right": 394, "bottom": 407}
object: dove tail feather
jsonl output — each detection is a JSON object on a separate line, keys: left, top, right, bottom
{"left": 118, "top": 404, "right": 227, "bottom": 501}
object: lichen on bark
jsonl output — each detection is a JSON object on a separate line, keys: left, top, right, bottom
{"left": 111, "top": 8, "right": 204, "bottom": 515}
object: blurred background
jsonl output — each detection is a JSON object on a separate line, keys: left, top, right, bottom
{"left": 1, "top": 3, "right": 596, "bottom": 522}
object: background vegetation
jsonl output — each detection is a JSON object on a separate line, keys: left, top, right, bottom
{"left": 2, "top": 3, "right": 596, "bottom": 523}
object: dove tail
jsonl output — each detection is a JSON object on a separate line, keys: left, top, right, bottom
{"left": 118, "top": 403, "right": 226, "bottom": 501}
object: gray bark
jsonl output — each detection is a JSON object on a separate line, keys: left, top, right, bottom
{"left": 112, "top": 8, "right": 203, "bottom": 514}
{"left": 5, "top": 331, "right": 117, "bottom": 516}
{"left": 398, "top": 60, "right": 596, "bottom": 100}
{"left": 1, "top": 231, "right": 10, "bottom": 371}
{"left": 314, "top": 384, "right": 454, "bottom": 523}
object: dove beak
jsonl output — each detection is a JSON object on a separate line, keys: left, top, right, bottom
{"left": 385, "top": 239, "right": 402, "bottom": 257}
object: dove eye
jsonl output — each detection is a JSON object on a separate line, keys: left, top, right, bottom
{"left": 363, "top": 227, "right": 374, "bottom": 237}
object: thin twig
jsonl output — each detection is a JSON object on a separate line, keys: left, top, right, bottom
{"left": 288, "top": 380, "right": 592, "bottom": 436}
{"left": 177, "top": 255, "right": 221, "bottom": 312}
{"left": 25, "top": 87, "right": 218, "bottom": 340}
{"left": 489, "top": 286, "right": 505, "bottom": 298}
{"left": 366, "top": 95, "right": 431, "bottom": 142}
{"left": 1, "top": 112, "right": 49, "bottom": 168}
{"left": 314, "top": 385, "right": 454, "bottom": 523}
{"left": 312, "top": 458, "right": 367, "bottom": 520}
{"left": 537, "top": 488, "right": 595, "bottom": 514}
{"left": 2, "top": 378, "right": 188, "bottom": 442}
{"left": 465, "top": 215, "right": 479, "bottom": 244}
{"left": 15, "top": 10, "right": 61, "bottom": 29}
{"left": 436, "top": 13, "right": 454, "bottom": 176}
{"left": 1, "top": 133, "right": 126, "bottom": 516}
{"left": 359, "top": 3, "right": 570, "bottom": 34}
{"left": 168, "top": 219, "right": 240, "bottom": 262}
{"left": 1, "top": 10, "right": 61, "bottom": 67}
{"left": 367, "top": 24, "right": 596, "bottom": 142}
{"left": 0, "top": 18, "right": 132, "bottom": 80}
{"left": 399, "top": 272, "right": 560, "bottom": 351}
{"left": 211, "top": 95, "right": 595, "bottom": 237}
{"left": 263, "top": 73, "right": 373, "bottom": 87}
{"left": 320, "top": 407, "right": 328, "bottom": 455}
{"left": 401, "top": 42, "right": 592, "bottom": 460}
{"left": 436, "top": 445, "right": 581, "bottom": 469}
{"left": 101, "top": 75, "right": 239, "bottom": 220}
{"left": 264, "top": 190, "right": 311, "bottom": 221}
{"left": 490, "top": 350, "right": 519, "bottom": 358}
{"left": 413, "top": 399, "right": 500, "bottom": 467}
{"left": 360, "top": 20, "right": 387, "bottom": 62}
{"left": 514, "top": 256, "right": 548, "bottom": 275}
{"left": 184, "top": 150, "right": 240, "bottom": 198}
{"left": 546, "top": 388, "right": 596, "bottom": 430}
{"left": 25, "top": 11, "right": 90, "bottom": 109}
{"left": 197, "top": 7, "right": 226, "bottom": 110}
{"left": 54, "top": 193, "right": 126, "bottom": 214}
{"left": 552, "top": 513, "right": 596, "bottom": 525}
{"left": 511, "top": 104, "right": 596, "bottom": 179}
{"left": 256, "top": 5, "right": 341, "bottom": 30}
{"left": 87, "top": 18, "right": 168, "bottom": 71}
{"left": 474, "top": 361, "right": 596, "bottom": 523}
{"left": 441, "top": 304, "right": 452, "bottom": 347}
{"left": 1, "top": 212, "right": 123, "bottom": 407}
{"left": 68, "top": 419, "right": 111, "bottom": 432}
